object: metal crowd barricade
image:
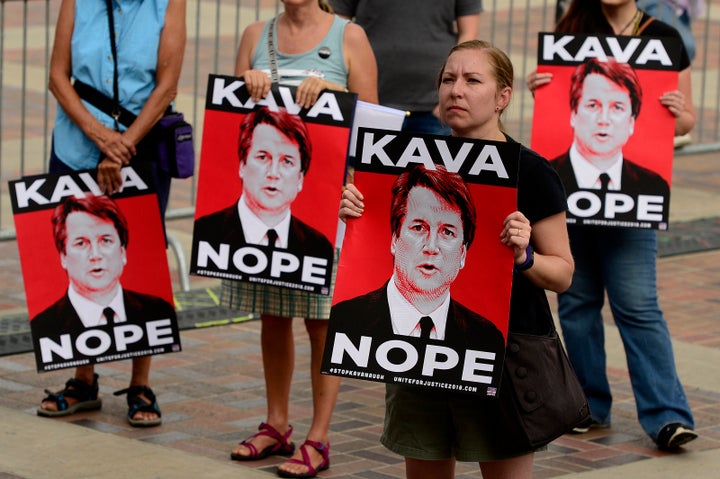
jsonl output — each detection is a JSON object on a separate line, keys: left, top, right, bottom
{"left": 1, "top": 0, "right": 718, "bottom": 289}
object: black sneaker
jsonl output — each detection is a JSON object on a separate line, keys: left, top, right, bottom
{"left": 571, "top": 417, "right": 610, "bottom": 434}
{"left": 656, "top": 423, "right": 698, "bottom": 450}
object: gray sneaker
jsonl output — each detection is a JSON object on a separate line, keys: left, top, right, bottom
{"left": 571, "top": 418, "right": 610, "bottom": 434}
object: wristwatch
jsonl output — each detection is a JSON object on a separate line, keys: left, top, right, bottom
{"left": 514, "top": 244, "right": 534, "bottom": 272}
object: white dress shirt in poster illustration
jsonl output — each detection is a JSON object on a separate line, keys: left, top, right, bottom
{"left": 10, "top": 166, "right": 181, "bottom": 372}
{"left": 191, "top": 75, "right": 356, "bottom": 294}
{"left": 530, "top": 33, "right": 683, "bottom": 230}
{"left": 322, "top": 128, "right": 519, "bottom": 397}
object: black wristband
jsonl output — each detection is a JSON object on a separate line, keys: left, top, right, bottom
{"left": 514, "top": 244, "right": 534, "bottom": 272}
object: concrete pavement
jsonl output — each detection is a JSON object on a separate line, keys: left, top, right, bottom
{"left": 0, "top": 404, "right": 269, "bottom": 479}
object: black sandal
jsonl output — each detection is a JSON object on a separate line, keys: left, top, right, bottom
{"left": 113, "top": 385, "right": 162, "bottom": 427}
{"left": 37, "top": 373, "right": 102, "bottom": 417}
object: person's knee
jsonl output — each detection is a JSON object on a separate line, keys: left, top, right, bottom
{"left": 610, "top": 293, "right": 661, "bottom": 323}
{"left": 479, "top": 453, "right": 534, "bottom": 479}
{"left": 305, "top": 318, "right": 329, "bottom": 340}
{"left": 405, "top": 457, "right": 455, "bottom": 479}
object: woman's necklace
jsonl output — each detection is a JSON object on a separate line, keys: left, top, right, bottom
{"left": 617, "top": 9, "right": 641, "bottom": 35}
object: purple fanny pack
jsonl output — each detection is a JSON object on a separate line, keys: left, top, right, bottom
{"left": 156, "top": 112, "right": 195, "bottom": 179}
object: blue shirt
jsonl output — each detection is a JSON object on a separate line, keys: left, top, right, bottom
{"left": 53, "top": 0, "right": 169, "bottom": 170}
{"left": 251, "top": 15, "right": 350, "bottom": 88}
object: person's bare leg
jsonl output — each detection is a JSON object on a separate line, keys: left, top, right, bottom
{"left": 74, "top": 365, "right": 96, "bottom": 384}
{"left": 232, "top": 314, "right": 295, "bottom": 458}
{"left": 406, "top": 457, "right": 455, "bottom": 479}
{"left": 127, "top": 355, "right": 158, "bottom": 422}
{"left": 278, "top": 319, "right": 339, "bottom": 476}
{"left": 39, "top": 365, "right": 96, "bottom": 412}
{"left": 479, "top": 453, "right": 534, "bottom": 479}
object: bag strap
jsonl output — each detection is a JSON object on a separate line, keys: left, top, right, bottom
{"left": 266, "top": 16, "right": 280, "bottom": 85}
{"left": 74, "top": 2, "right": 171, "bottom": 130}
{"left": 104, "top": 0, "right": 121, "bottom": 131}
{"left": 636, "top": 15, "right": 655, "bottom": 35}
{"left": 74, "top": 80, "right": 137, "bottom": 128}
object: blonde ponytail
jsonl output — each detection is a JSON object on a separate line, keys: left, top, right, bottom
{"left": 319, "top": 0, "right": 334, "bottom": 13}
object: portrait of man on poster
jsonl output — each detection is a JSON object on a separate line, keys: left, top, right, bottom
{"left": 192, "top": 106, "right": 333, "bottom": 261}
{"left": 550, "top": 57, "right": 670, "bottom": 198}
{"left": 329, "top": 165, "right": 504, "bottom": 353}
{"left": 30, "top": 195, "right": 177, "bottom": 343}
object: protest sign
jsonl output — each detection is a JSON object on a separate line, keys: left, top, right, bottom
{"left": 322, "top": 128, "right": 519, "bottom": 397}
{"left": 11, "top": 165, "right": 180, "bottom": 372}
{"left": 190, "top": 75, "right": 356, "bottom": 294}
{"left": 531, "top": 33, "right": 682, "bottom": 230}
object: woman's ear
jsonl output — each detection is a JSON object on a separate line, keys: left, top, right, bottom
{"left": 497, "top": 86, "right": 512, "bottom": 111}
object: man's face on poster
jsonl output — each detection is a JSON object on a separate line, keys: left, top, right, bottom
{"left": 391, "top": 186, "right": 467, "bottom": 304}
{"left": 239, "top": 123, "right": 305, "bottom": 217}
{"left": 60, "top": 212, "right": 126, "bottom": 298}
{"left": 571, "top": 73, "right": 635, "bottom": 162}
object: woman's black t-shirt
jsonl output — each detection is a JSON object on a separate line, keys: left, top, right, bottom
{"left": 640, "top": 11, "right": 691, "bottom": 70}
{"left": 505, "top": 135, "right": 567, "bottom": 335}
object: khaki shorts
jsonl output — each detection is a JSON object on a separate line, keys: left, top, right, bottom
{"left": 381, "top": 384, "right": 537, "bottom": 462}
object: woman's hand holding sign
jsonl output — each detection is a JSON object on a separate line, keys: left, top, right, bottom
{"left": 339, "top": 184, "right": 364, "bottom": 221}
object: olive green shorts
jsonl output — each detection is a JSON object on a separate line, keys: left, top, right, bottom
{"left": 380, "top": 384, "right": 537, "bottom": 462}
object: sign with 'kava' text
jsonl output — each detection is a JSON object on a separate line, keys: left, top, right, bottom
{"left": 11, "top": 165, "right": 181, "bottom": 372}
{"left": 322, "top": 129, "right": 519, "bottom": 397}
{"left": 531, "top": 32, "right": 683, "bottom": 230}
{"left": 190, "top": 75, "right": 356, "bottom": 294}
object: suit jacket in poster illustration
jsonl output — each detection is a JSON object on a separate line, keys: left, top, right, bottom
{"left": 31, "top": 289, "right": 177, "bottom": 348}
{"left": 192, "top": 203, "right": 334, "bottom": 270}
{"left": 551, "top": 151, "right": 670, "bottom": 198}
{"left": 326, "top": 283, "right": 506, "bottom": 386}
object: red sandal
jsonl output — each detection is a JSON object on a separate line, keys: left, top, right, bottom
{"left": 231, "top": 422, "right": 295, "bottom": 461}
{"left": 277, "top": 439, "right": 330, "bottom": 478}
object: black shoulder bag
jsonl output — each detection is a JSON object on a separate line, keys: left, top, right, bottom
{"left": 503, "top": 314, "right": 591, "bottom": 448}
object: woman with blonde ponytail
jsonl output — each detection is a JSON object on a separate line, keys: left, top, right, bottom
{"left": 339, "top": 39, "right": 574, "bottom": 479}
